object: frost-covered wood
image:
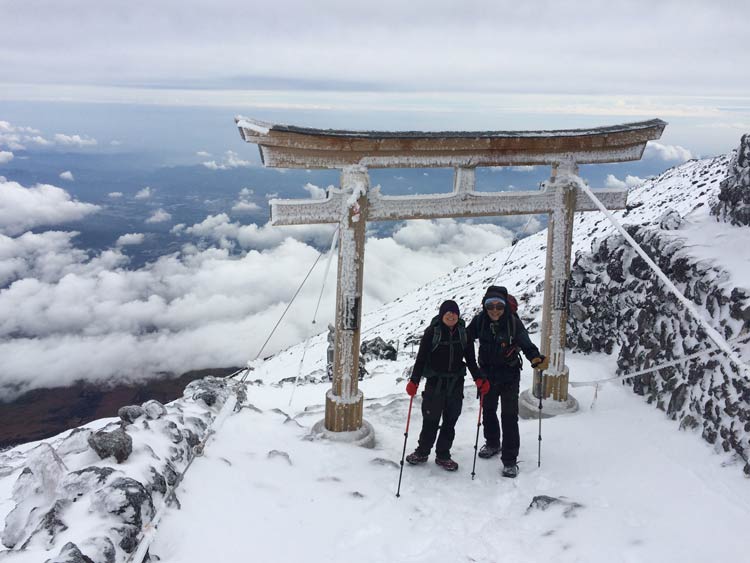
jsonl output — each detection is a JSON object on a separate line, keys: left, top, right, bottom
{"left": 237, "top": 117, "right": 666, "bottom": 169}
{"left": 270, "top": 184, "right": 628, "bottom": 225}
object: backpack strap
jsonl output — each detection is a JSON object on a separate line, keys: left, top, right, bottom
{"left": 431, "top": 317, "right": 468, "bottom": 351}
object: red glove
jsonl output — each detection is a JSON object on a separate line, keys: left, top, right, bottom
{"left": 475, "top": 378, "right": 490, "bottom": 396}
{"left": 406, "top": 381, "right": 418, "bottom": 397}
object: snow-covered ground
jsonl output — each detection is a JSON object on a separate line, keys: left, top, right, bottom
{"left": 150, "top": 354, "right": 750, "bottom": 563}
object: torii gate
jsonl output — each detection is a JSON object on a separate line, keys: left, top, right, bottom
{"left": 236, "top": 117, "right": 666, "bottom": 443}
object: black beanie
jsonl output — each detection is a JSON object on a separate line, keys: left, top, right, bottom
{"left": 439, "top": 300, "right": 460, "bottom": 318}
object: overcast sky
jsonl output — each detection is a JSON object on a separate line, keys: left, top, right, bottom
{"left": 1, "top": 0, "right": 748, "bottom": 155}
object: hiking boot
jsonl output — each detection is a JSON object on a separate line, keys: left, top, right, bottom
{"left": 501, "top": 464, "right": 519, "bottom": 478}
{"left": 435, "top": 457, "right": 459, "bottom": 471}
{"left": 405, "top": 451, "right": 428, "bottom": 465}
{"left": 478, "top": 444, "right": 501, "bottom": 459}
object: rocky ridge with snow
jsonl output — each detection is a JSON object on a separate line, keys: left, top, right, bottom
{"left": 711, "top": 133, "right": 750, "bottom": 226}
{"left": 0, "top": 377, "right": 239, "bottom": 562}
{"left": 567, "top": 152, "right": 750, "bottom": 472}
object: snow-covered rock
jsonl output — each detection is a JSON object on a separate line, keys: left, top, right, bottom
{"left": 712, "top": 134, "right": 750, "bottom": 226}
{"left": 568, "top": 147, "right": 750, "bottom": 474}
{"left": 0, "top": 375, "right": 239, "bottom": 561}
{"left": 360, "top": 336, "right": 398, "bottom": 362}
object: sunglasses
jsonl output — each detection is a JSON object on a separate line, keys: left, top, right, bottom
{"left": 485, "top": 303, "right": 505, "bottom": 311}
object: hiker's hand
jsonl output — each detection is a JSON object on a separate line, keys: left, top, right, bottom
{"left": 475, "top": 378, "right": 490, "bottom": 397}
{"left": 531, "top": 356, "right": 549, "bottom": 370}
{"left": 406, "top": 381, "right": 418, "bottom": 397}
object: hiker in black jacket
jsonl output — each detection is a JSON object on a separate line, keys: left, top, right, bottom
{"left": 467, "top": 286, "right": 549, "bottom": 478}
{"left": 405, "top": 300, "right": 480, "bottom": 471}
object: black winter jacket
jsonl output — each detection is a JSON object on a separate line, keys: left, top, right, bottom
{"left": 467, "top": 311, "right": 540, "bottom": 379}
{"left": 410, "top": 319, "right": 480, "bottom": 385}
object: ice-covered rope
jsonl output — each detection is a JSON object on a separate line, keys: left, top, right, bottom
{"left": 579, "top": 181, "right": 750, "bottom": 379}
{"left": 289, "top": 227, "right": 340, "bottom": 406}
{"left": 239, "top": 246, "right": 327, "bottom": 384}
{"left": 312, "top": 226, "right": 339, "bottom": 325}
{"left": 570, "top": 333, "right": 750, "bottom": 389}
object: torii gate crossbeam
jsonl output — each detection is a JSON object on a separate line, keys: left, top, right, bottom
{"left": 236, "top": 117, "right": 666, "bottom": 441}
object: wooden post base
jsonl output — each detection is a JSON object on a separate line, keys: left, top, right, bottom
{"left": 324, "top": 389, "right": 364, "bottom": 432}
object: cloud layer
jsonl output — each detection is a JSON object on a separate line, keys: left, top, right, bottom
{"left": 0, "top": 179, "right": 100, "bottom": 236}
{"left": 0, "top": 178, "right": 515, "bottom": 398}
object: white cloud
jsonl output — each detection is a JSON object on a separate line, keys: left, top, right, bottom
{"left": 108, "top": 191, "right": 123, "bottom": 198}
{"left": 1, "top": 121, "right": 102, "bottom": 154}
{"left": 0, "top": 211, "right": 513, "bottom": 398}
{"left": 231, "top": 187, "right": 261, "bottom": 213}
{"left": 231, "top": 201, "right": 261, "bottom": 213}
{"left": 196, "top": 150, "right": 211, "bottom": 157}
{"left": 604, "top": 174, "right": 646, "bottom": 189}
{"left": 135, "top": 186, "right": 152, "bottom": 199}
{"left": 511, "top": 166, "right": 535, "bottom": 172}
{"left": 0, "top": 178, "right": 99, "bottom": 236}
{"left": 183, "top": 213, "right": 336, "bottom": 250}
{"left": 115, "top": 233, "right": 145, "bottom": 246}
{"left": 202, "top": 150, "right": 252, "bottom": 170}
{"left": 645, "top": 142, "right": 693, "bottom": 163}
{"left": 303, "top": 183, "right": 328, "bottom": 199}
{"left": 59, "top": 170, "right": 74, "bottom": 181}
{"left": 146, "top": 208, "right": 171, "bottom": 223}
{"left": 53, "top": 133, "right": 98, "bottom": 147}
{"left": 0, "top": 151, "right": 13, "bottom": 164}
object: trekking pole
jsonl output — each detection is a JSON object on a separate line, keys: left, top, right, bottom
{"left": 537, "top": 370, "right": 544, "bottom": 468}
{"left": 396, "top": 396, "right": 414, "bottom": 498}
{"left": 471, "top": 393, "right": 484, "bottom": 480}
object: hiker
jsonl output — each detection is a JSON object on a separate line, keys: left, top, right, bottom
{"left": 467, "top": 286, "right": 549, "bottom": 478}
{"left": 405, "top": 300, "right": 480, "bottom": 471}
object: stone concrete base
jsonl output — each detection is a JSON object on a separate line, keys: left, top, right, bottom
{"left": 518, "top": 388, "right": 579, "bottom": 420}
{"left": 310, "top": 418, "right": 376, "bottom": 449}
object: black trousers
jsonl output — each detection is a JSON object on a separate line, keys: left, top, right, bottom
{"left": 482, "top": 376, "right": 520, "bottom": 465}
{"left": 415, "top": 378, "right": 464, "bottom": 459}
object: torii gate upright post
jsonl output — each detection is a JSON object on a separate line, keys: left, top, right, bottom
{"left": 235, "top": 117, "right": 666, "bottom": 441}
{"left": 327, "top": 166, "right": 369, "bottom": 434}
{"left": 524, "top": 160, "right": 581, "bottom": 416}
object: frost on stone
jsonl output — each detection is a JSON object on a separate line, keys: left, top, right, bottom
{"left": 56, "top": 428, "right": 93, "bottom": 457}
{"left": 2, "top": 443, "right": 67, "bottom": 548}
{"left": 142, "top": 400, "right": 167, "bottom": 420}
{"left": 118, "top": 405, "right": 145, "bottom": 425}
{"left": 711, "top": 134, "right": 750, "bottom": 226}
{"left": 88, "top": 428, "right": 133, "bottom": 463}
{"left": 659, "top": 208, "right": 683, "bottom": 231}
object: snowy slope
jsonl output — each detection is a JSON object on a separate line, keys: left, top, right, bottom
{"left": 2, "top": 150, "right": 749, "bottom": 563}
{"left": 252, "top": 152, "right": 734, "bottom": 386}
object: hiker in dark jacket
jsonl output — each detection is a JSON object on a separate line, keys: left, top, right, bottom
{"left": 467, "top": 286, "right": 549, "bottom": 478}
{"left": 405, "top": 300, "right": 480, "bottom": 471}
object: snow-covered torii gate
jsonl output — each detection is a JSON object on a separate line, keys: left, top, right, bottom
{"left": 236, "top": 117, "right": 666, "bottom": 441}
